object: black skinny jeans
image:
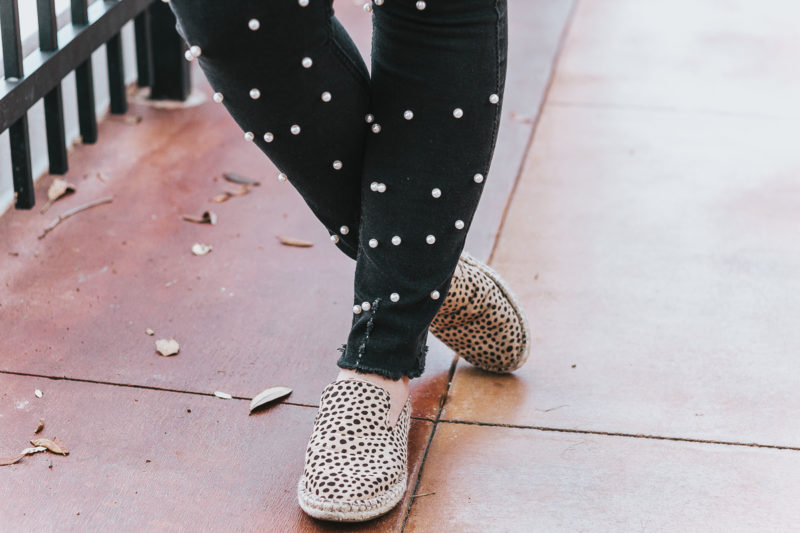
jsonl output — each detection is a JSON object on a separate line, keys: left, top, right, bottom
{"left": 167, "top": 0, "right": 508, "bottom": 380}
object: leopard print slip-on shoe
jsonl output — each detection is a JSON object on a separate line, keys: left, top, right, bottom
{"left": 297, "top": 378, "right": 411, "bottom": 522}
{"left": 430, "top": 252, "right": 531, "bottom": 373}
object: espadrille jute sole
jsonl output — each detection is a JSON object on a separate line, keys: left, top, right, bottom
{"left": 460, "top": 252, "right": 532, "bottom": 372}
{"left": 297, "top": 476, "right": 406, "bottom": 522}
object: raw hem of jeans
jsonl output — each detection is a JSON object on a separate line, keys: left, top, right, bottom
{"left": 336, "top": 344, "right": 428, "bottom": 380}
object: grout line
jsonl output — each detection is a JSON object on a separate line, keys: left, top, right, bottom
{"left": 0, "top": 368, "right": 442, "bottom": 422}
{"left": 438, "top": 418, "right": 800, "bottom": 452}
{"left": 486, "top": 0, "right": 581, "bottom": 266}
{"left": 400, "top": 355, "right": 460, "bottom": 532}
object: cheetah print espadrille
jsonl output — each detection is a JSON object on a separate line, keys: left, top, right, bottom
{"left": 297, "top": 378, "right": 411, "bottom": 522}
{"left": 430, "top": 252, "right": 531, "bottom": 373}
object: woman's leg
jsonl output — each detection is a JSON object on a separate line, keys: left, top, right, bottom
{"left": 166, "top": 0, "right": 369, "bottom": 260}
{"left": 337, "top": 0, "right": 509, "bottom": 380}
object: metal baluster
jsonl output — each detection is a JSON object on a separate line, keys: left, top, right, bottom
{"left": 72, "top": 0, "right": 97, "bottom": 143}
{"left": 148, "top": 1, "right": 189, "bottom": 101}
{"left": 0, "top": 0, "right": 34, "bottom": 208}
{"left": 133, "top": 9, "right": 153, "bottom": 88}
{"left": 37, "top": 0, "right": 68, "bottom": 175}
{"left": 106, "top": 30, "right": 127, "bottom": 114}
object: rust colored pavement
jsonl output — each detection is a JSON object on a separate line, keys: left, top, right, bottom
{"left": 4, "top": 0, "right": 800, "bottom": 531}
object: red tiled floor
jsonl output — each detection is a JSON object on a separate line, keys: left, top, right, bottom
{"left": 443, "top": 102, "right": 800, "bottom": 446}
{"left": 550, "top": 0, "right": 800, "bottom": 116}
{"left": 405, "top": 423, "right": 800, "bottom": 532}
{"left": 0, "top": 373, "right": 433, "bottom": 532}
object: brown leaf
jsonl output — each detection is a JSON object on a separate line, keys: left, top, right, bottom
{"left": 181, "top": 211, "right": 217, "bottom": 225}
{"left": 249, "top": 386, "right": 292, "bottom": 413}
{"left": 30, "top": 438, "right": 69, "bottom": 455}
{"left": 39, "top": 178, "right": 77, "bottom": 214}
{"left": 223, "top": 172, "right": 261, "bottom": 186}
{"left": 35, "top": 419, "right": 44, "bottom": 434}
{"left": 277, "top": 236, "right": 314, "bottom": 248}
{"left": 211, "top": 185, "right": 251, "bottom": 203}
{"left": 191, "top": 243, "right": 213, "bottom": 256}
{"left": 155, "top": 338, "right": 180, "bottom": 356}
{"left": 0, "top": 455, "right": 24, "bottom": 466}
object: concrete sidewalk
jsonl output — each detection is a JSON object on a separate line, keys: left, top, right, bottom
{"left": 3, "top": 0, "right": 800, "bottom": 531}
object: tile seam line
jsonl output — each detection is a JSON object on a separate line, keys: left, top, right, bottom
{"left": 487, "top": 0, "right": 581, "bottom": 265}
{"left": 547, "top": 99, "right": 798, "bottom": 121}
{"left": 439, "top": 418, "right": 800, "bottom": 452}
{"left": 0, "top": 369, "right": 440, "bottom": 422}
{"left": 400, "top": 355, "right": 461, "bottom": 532}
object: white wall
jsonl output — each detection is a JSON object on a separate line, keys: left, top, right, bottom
{"left": 0, "top": 2, "right": 140, "bottom": 215}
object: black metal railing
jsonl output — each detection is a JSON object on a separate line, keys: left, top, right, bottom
{"left": 0, "top": 0, "right": 190, "bottom": 210}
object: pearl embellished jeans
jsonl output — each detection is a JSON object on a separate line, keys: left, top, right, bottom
{"left": 167, "top": 0, "right": 508, "bottom": 380}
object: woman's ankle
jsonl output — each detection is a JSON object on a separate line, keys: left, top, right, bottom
{"left": 336, "top": 368, "right": 410, "bottom": 426}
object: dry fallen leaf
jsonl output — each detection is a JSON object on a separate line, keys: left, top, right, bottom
{"left": 39, "top": 178, "right": 77, "bottom": 213}
{"left": 277, "top": 236, "right": 314, "bottom": 248}
{"left": 145, "top": 328, "right": 154, "bottom": 336}
{"left": 0, "top": 446, "right": 47, "bottom": 466}
{"left": 214, "top": 391, "right": 233, "bottom": 400}
{"left": 182, "top": 211, "right": 217, "bottom": 225}
{"left": 30, "top": 438, "right": 69, "bottom": 455}
{"left": 0, "top": 455, "right": 24, "bottom": 466}
{"left": 155, "top": 338, "right": 180, "bottom": 357}
{"left": 211, "top": 185, "right": 251, "bottom": 203}
{"left": 35, "top": 419, "right": 44, "bottom": 434}
{"left": 249, "top": 386, "right": 292, "bottom": 413}
{"left": 34, "top": 389, "right": 43, "bottom": 398}
{"left": 191, "top": 243, "right": 213, "bottom": 256}
{"left": 223, "top": 172, "right": 261, "bottom": 186}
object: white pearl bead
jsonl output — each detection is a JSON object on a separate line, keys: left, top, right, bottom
{"left": 453, "top": 108, "right": 464, "bottom": 118}
{"left": 368, "top": 238, "right": 378, "bottom": 248}
{"left": 489, "top": 93, "right": 500, "bottom": 104}
{"left": 371, "top": 123, "right": 382, "bottom": 133}
{"left": 363, "top": 2, "right": 372, "bottom": 12}
{"left": 249, "top": 88, "right": 261, "bottom": 99}
{"left": 390, "top": 293, "right": 400, "bottom": 302}
{"left": 290, "top": 124, "right": 301, "bottom": 135}
{"left": 473, "top": 173, "right": 484, "bottom": 183}
{"left": 376, "top": 183, "right": 387, "bottom": 193}
{"left": 189, "top": 45, "right": 202, "bottom": 58}
{"left": 184, "top": 50, "right": 195, "bottom": 62}
{"left": 244, "top": 131, "right": 254, "bottom": 141}
{"left": 330, "top": 234, "right": 339, "bottom": 243}
{"left": 455, "top": 219, "right": 465, "bottom": 229}
{"left": 416, "top": 0, "right": 426, "bottom": 10}
{"left": 431, "top": 290, "right": 440, "bottom": 300}
{"left": 404, "top": 110, "right": 414, "bottom": 120}
{"left": 212, "top": 92, "right": 223, "bottom": 103}
{"left": 277, "top": 173, "right": 288, "bottom": 182}
{"left": 248, "top": 18, "right": 260, "bottom": 31}
{"left": 340, "top": 225, "right": 349, "bottom": 235}
{"left": 365, "top": 114, "right": 375, "bottom": 124}
{"left": 332, "top": 160, "right": 343, "bottom": 170}
{"left": 426, "top": 234, "right": 436, "bottom": 245}
{"left": 302, "top": 57, "right": 313, "bottom": 68}
{"left": 299, "top": 0, "right": 309, "bottom": 6}
{"left": 263, "top": 132, "right": 274, "bottom": 143}
{"left": 361, "top": 301, "right": 371, "bottom": 311}
{"left": 391, "top": 235, "right": 401, "bottom": 246}
{"left": 321, "top": 91, "right": 332, "bottom": 102}
{"left": 353, "top": 305, "right": 362, "bottom": 314}
{"left": 375, "top": 0, "right": 383, "bottom": 4}
{"left": 370, "top": 181, "right": 379, "bottom": 192}
{"left": 431, "top": 188, "right": 441, "bottom": 198}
